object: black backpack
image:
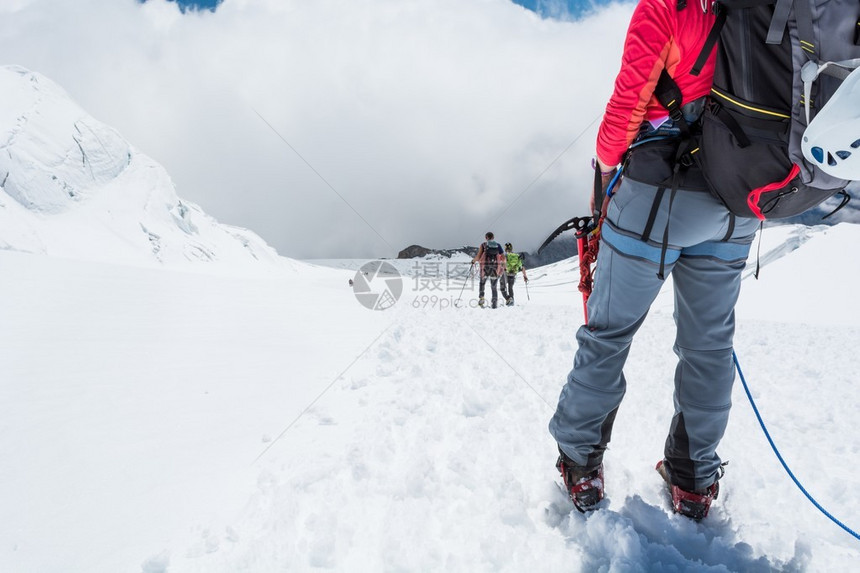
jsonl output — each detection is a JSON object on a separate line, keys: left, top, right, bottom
{"left": 482, "top": 240, "right": 503, "bottom": 265}
{"left": 693, "top": 0, "right": 860, "bottom": 219}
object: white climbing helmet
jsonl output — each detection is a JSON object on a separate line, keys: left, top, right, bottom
{"left": 801, "top": 65, "right": 860, "bottom": 181}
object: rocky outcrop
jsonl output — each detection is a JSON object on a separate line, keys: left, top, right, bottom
{"left": 397, "top": 244, "right": 479, "bottom": 259}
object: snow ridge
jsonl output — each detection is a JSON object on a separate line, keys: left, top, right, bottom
{"left": 0, "top": 65, "right": 282, "bottom": 269}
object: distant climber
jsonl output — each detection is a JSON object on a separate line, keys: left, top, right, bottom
{"left": 471, "top": 232, "right": 504, "bottom": 308}
{"left": 499, "top": 243, "right": 528, "bottom": 306}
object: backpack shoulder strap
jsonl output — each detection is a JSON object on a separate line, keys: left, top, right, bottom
{"left": 765, "top": 0, "right": 794, "bottom": 45}
{"left": 654, "top": 70, "right": 688, "bottom": 135}
{"left": 653, "top": 69, "right": 700, "bottom": 169}
{"left": 690, "top": 0, "right": 783, "bottom": 76}
{"left": 691, "top": 7, "right": 728, "bottom": 76}
{"left": 792, "top": 0, "right": 817, "bottom": 57}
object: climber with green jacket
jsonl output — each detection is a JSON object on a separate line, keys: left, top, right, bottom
{"left": 499, "top": 242, "right": 528, "bottom": 307}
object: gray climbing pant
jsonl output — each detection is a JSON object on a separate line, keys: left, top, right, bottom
{"left": 549, "top": 178, "right": 759, "bottom": 491}
{"left": 500, "top": 274, "right": 516, "bottom": 302}
{"left": 479, "top": 267, "right": 500, "bottom": 306}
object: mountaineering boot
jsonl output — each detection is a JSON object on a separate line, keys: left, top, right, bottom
{"left": 656, "top": 460, "right": 720, "bottom": 520}
{"left": 556, "top": 452, "right": 604, "bottom": 512}
{"left": 478, "top": 297, "right": 486, "bottom": 308}
{"left": 506, "top": 298, "right": 514, "bottom": 307}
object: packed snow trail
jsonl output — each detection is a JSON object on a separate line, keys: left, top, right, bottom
{"left": 167, "top": 294, "right": 853, "bottom": 571}
{"left": 2, "top": 225, "right": 859, "bottom": 572}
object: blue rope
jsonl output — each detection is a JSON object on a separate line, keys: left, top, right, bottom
{"left": 733, "top": 351, "right": 860, "bottom": 541}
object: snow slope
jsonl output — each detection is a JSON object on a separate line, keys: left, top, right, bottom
{"left": 0, "top": 65, "right": 280, "bottom": 271}
{"left": 2, "top": 221, "right": 859, "bottom": 572}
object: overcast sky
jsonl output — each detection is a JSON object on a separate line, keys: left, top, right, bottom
{"left": 1, "top": 0, "right": 632, "bottom": 259}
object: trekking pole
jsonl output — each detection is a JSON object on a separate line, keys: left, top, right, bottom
{"left": 525, "top": 275, "right": 530, "bottom": 301}
{"left": 455, "top": 263, "right": 474, "bottom": 307}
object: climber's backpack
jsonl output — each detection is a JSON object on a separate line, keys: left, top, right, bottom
{"left": 693, "top": 0, "right": 860, "bottom": 219}
{"left": 482, "top": 240, "right": 503, "bottom": 266}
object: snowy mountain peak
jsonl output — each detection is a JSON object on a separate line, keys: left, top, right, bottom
{"left": 0, "top": 65, "right": 282, "bottom": 269}
{"left": 1, "top": 65, "right": 130, "bottom": 213}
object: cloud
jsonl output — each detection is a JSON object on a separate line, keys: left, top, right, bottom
{"left": 1, "top": 0, "right": 632, "bottom": 258}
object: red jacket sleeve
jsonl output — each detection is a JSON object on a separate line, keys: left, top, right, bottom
{"left": 595, "top": 0, "right": 716, "bottom": 167}
{"left": 596, "top": 0, "right": 674, "bottom": 167}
